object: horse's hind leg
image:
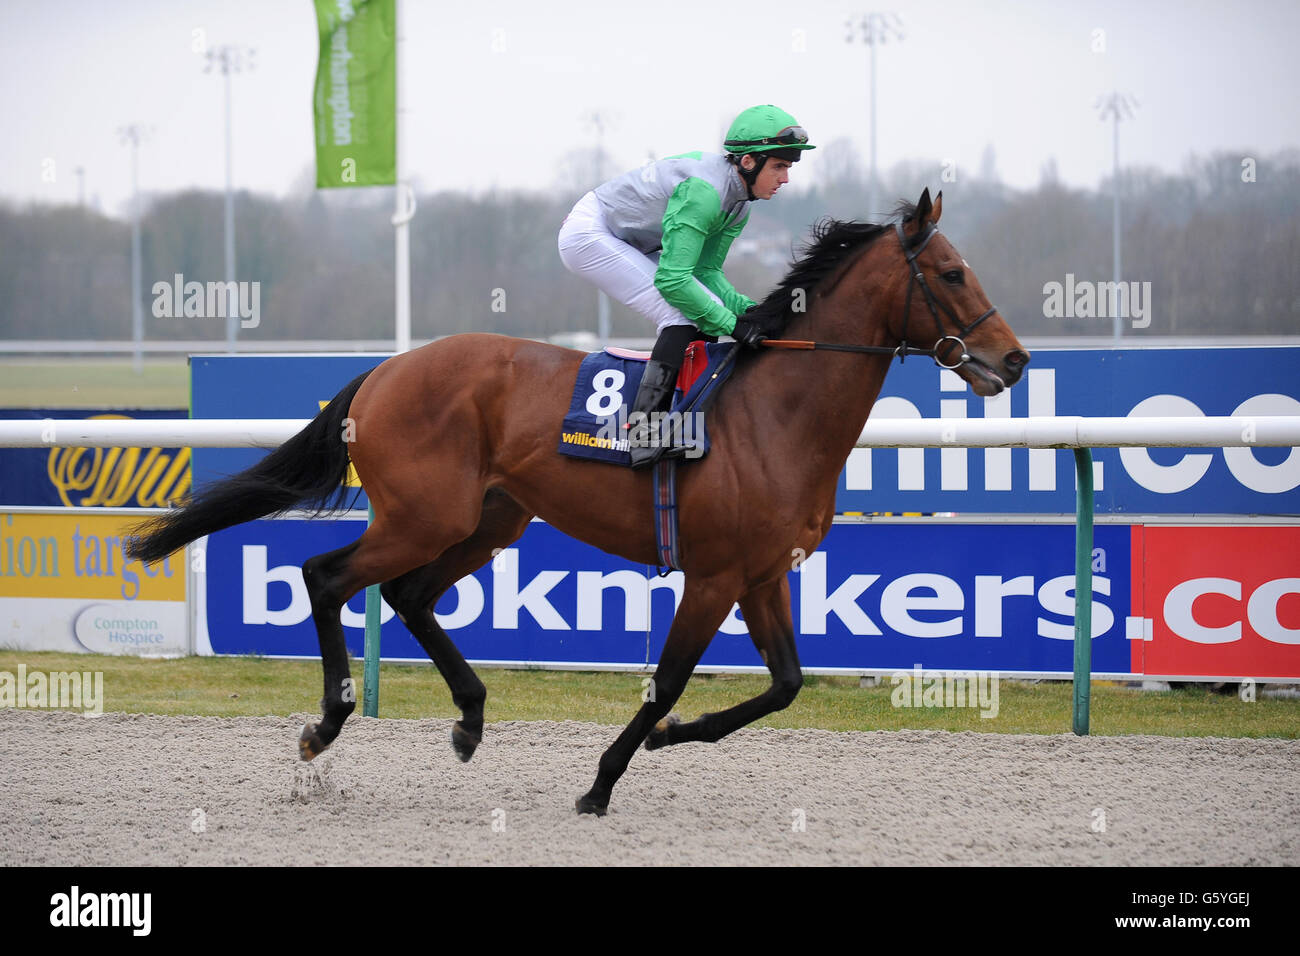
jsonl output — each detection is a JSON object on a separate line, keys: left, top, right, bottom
{"left": 645, "top": 575, "right": 802, "bottom": 750}
{"left": 380, "top": 489, "right": 533, "bottom": 762}
{"left": 298, "top": 539, "right": 364, "bottom": 760}
{"left": 298, "top": 514, "right": 465, "bottom": 760}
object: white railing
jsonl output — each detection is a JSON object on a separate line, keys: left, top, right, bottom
{"left": 852, "top": 416, "right": 1300, "bottom": 449}
{"left": 0, "top": 419, "right": 307, "bottom": 447}
{"left": 1, "top": 416, "right": 1298, "bottom": 449}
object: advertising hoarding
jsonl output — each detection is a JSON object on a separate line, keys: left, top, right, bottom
{"left": 0, "top": 511, "right": 187, "bottom": 655}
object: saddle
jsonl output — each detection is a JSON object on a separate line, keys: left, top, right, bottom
{"left": 602, "top": 341, "right": 714, "bottom": 395}
{"left": 556, "top": 341, "right": 738, "bottom": 467}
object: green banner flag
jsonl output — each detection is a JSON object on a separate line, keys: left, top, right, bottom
{"left": 313, "top": 0, "right": 396, "bottom": 188}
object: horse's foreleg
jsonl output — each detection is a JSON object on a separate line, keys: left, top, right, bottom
{"left": 645, "top": 575, "right": 802, "bottom": 750}
{"left": 380, "top": 489, "right": 533, "bottom": 762}
{"left": 576, "top": 577, "right": 736, "bottom": 816}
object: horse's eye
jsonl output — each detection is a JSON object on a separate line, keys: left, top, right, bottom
{"left": 942, "top": 269, "right": 964, "bottom": 284}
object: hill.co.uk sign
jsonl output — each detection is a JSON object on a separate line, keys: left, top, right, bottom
{"left": 190, "top": 348, "right": 1300, "bottom": 516}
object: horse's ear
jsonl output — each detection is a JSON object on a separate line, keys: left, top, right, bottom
{"left": 913, "top": 187, "right": 933, "bottom": 229}
{"left": 931, "top": 190, "right": 943, "bottom": 225}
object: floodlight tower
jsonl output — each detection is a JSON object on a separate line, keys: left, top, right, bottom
{"left": 117, "top": 124, "right": 149, "bottom": 374}
{"left": 583, "top": 110, "right": 617, "bottom": 345}
{"left": 1095, "top": 92, "right": 1139, "bottom": 342}
{"left": 204, "top": 44, "right": 256, "bottom": 352}
{"left": 846, "top": 12, "right": 904, "bottom": 219}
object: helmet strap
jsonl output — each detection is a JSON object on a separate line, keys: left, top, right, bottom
{"left": 737, "top": 153, "right": 769, "bottom": 200}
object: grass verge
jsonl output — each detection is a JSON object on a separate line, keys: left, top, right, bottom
{"left": 1, "top": 651, "right": 1295, "bottom": 738}
{"left": 0, "top": 358, "right": 189, "bottom": 408}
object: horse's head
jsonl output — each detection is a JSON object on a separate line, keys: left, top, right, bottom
{"left": 890, "top": 187, "right": 1029, "bottom": 396}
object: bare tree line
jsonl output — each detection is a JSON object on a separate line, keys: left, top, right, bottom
{"left": 1, "top": 147, "right": 1296, "bottom": 344}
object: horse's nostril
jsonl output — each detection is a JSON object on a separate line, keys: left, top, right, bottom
{"left": 1005, "top": 349, "right": 1029, "bottom": 369}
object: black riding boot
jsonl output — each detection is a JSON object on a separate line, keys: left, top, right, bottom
{"left": 626, "top": 360, "right": 680, "bottom": 468}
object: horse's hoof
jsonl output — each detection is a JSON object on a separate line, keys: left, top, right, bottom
{"left": 450, "top": 722, "right": 481, "bottom": 763}
{"left": 644, "top": 713, "right": 681, "bottom": 751}
{"left": 575, "top": 793, "right": 608, "bottom": 817}
{"left": 298, "top": 722, "right": 330, "bottom": 762}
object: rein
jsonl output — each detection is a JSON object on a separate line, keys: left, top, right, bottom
{"left": 758, "top": 221, "right": 999, "bottom": 370}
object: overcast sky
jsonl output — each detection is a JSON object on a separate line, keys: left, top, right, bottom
{"left": 3, "top": 0, "right": 1298, "bottom": 218}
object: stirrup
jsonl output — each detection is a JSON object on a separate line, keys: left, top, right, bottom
{"left": 630, "top": 439, "right": 687, "bottom": 469}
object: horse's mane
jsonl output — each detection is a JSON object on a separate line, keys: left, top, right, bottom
{"left": 746, "top": 200, "right": 919, "bottom": 336}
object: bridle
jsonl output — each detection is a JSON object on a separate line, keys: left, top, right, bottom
{"left": 760, "top": 220, "right": 1000, "bottom": 370}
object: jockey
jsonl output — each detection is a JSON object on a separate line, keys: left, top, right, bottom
{"left": 558, "top": 104, "right": 814, "bottom": 466}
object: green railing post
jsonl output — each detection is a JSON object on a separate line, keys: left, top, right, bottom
{"left": 1072, "top": 448, "right": 1095, "bottom": 735}
{"left": 363, "top": 503, "right": 381, "bottom": 718}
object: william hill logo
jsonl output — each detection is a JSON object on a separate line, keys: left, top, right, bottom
{"left": 561, "top": 431, "right": 628, "bottom": 452}
{"left": 46, "top": 415, "right": 190, "bottom": 508}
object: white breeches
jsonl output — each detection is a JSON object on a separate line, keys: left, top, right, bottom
{"left": 557, "top": 191, "right": 723, "bottom": 333}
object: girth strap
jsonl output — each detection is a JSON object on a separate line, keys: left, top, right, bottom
{"left": 652, "top": 459, "right": 681, "bottom": 573}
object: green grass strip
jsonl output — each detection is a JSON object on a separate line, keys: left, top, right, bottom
{"left": 0, "top": 359, "right": 190, "bottom": 408}
{"left": 1, "top": 651, "right": 1294, "bottom": 738}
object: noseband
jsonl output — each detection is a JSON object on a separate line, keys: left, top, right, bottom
{"left": 760, "top": 221, "right": 1000, "bottom": 369}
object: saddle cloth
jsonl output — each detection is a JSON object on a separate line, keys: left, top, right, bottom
{"left": 556, "top": 342, "right": 737, "bottom": 466}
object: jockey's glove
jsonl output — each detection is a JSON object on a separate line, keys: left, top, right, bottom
{"left": 731, "top": 317, "right": 767, "bottom": 349}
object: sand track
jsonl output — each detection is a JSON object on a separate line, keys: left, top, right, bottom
{"left": 2, "top": 710, "right": 1296, "bottom": 866}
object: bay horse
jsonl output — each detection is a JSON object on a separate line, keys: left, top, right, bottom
{"left": 127, "top": 188, "right": 1029, "bottom": 816}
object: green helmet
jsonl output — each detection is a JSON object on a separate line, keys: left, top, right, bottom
{"left": 723, "top": 105, "right": 815, "bottom": 156}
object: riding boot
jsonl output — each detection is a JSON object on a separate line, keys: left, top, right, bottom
{"left": 626, "top": 360, "right": 680, "bottom": 468}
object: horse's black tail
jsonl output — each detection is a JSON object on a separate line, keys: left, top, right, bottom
{"left": 125, "top": 369, "right": 375, "bottom": 565}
